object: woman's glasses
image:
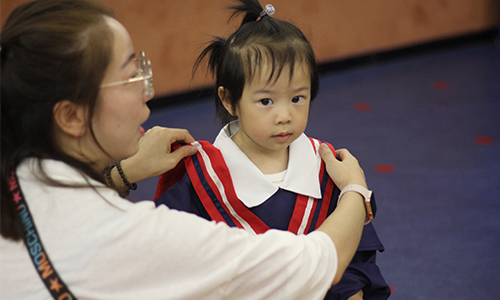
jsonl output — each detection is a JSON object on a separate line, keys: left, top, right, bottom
{"left": 101, "top": 51, "right": 154, "bottom": 99}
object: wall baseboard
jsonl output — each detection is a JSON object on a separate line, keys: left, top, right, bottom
{"left": 148, "top": 28, "right": 498, "bottom": 110}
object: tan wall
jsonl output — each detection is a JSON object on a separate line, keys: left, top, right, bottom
{"left": 2, "top": 0, "right": 498, "bottom": 98}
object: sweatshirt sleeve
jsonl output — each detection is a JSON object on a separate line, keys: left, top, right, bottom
{"left": 78, "top": 196, "right": 338, "bottom": 300}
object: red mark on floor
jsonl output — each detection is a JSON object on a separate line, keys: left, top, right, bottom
{"left": 475, "top": 136, "right": 493, "bottom": 145}
{"left": 434, "top": 81, "right": 450, "bottom": 90}
{"left": 375, "top": 164, "right": 395, "bottom": 173}
{"left": 355, "top": 102, "right": 372, "bottom": 111}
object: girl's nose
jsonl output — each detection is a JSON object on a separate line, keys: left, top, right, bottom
{"left": 275, "top": 104, "right": 292, "bottom": 124}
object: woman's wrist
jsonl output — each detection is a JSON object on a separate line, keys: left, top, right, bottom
{"left": 104, "top": 161, "right": 138, "bottom": 197}
{"left": 338, "top": 184, "right": 374, "bottom": 224}
{"left": 115, "top": 161, "right": 137, "bottom": 191}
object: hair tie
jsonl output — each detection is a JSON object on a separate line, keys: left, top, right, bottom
{"left": 259, "top": 4, "right": 275, "bottom": 19}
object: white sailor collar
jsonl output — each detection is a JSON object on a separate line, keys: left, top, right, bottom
{"left": 213, "top": 121, "right": 322, "bottom": 208}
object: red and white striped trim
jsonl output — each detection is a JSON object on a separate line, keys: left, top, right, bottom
{"left": 193, "top": 142, "right": 257, "bottom": 234}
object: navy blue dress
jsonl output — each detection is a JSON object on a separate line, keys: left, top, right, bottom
{"left": 154, "top": 141, "right": 391, "bottom": 300}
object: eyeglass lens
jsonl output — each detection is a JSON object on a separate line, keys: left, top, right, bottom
{"left": 139, "top": 51, "right": 154, "bottom": 98}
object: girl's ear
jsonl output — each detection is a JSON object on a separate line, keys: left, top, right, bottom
{"left": 218, "top": 86, "right": 236, "bottom": 116}
{"left": 53, "top": 100, "right": 87, "bottom": 137}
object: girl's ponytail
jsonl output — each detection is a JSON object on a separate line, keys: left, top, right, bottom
{"left": 229, "top": 0, "right": 263, "bottom": 25}
{"left": 193, "top": 36, "right": 227, "bottom": 80}
{"left": 193, "top": 37, "right": 236, "bottom": 123}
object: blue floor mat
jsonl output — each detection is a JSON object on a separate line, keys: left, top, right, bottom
{"left": 132, "top": 41, "right": 500, "bottom": 299}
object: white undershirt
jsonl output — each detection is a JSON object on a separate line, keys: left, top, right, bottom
{"left": 265, "top": 170, "right": 287, "bottom": 185}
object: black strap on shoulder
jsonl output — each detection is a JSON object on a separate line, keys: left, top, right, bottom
{"left": 8, "top": 171, "right": 77, "bottom": 300}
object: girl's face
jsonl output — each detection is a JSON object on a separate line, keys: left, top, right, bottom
{"left": 229, "top": 63, "right": 311, "bottom": 161}
{"left": 92, "top": 17, "right": 152, "bottom": 163}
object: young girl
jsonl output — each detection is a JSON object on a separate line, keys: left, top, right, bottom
{"left": 154, "top": 0, "right": 390, "bottom": 299}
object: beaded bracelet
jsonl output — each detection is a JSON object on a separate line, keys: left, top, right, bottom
{"left": 103, "top": 164, "right": 116, "bottom": 188}
{"left": 115, "top": 161, "right": 137, "bottom": 192}
{"left": 103, "top": 162, "right": 137, "bottom": 197}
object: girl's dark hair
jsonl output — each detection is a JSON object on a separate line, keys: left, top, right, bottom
{"left": 194, "top": 0, "right": 319, "bottom": 125}
{"left": 1, "top": 0, "right": 114, "bottom": 240}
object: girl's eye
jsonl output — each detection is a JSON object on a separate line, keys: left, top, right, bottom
{"left": 260, "top": 98, "right": 274, "bottom": 106}
{"left": 292, "top": 96, "right": 305, "bottom": 103}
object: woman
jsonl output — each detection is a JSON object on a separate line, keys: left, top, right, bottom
{"left": 1, "top": 0, "right": 371, "bottom": 299}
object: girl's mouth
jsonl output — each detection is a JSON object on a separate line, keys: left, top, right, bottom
{"left": 272, "top": 132, "right": 292, "bottom": 143}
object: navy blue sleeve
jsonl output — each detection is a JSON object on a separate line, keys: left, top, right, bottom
{"left": 325, "top": 189, "right": 391, "bottom": 300}
{"left": 154, "top": 172, "right": 211, "bottom": 221}
{"left": 324, "top": 249, "right": 391, "bottom": 300}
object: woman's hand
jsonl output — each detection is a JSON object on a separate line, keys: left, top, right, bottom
{"left": 114, "top": 127, "right": 197, "bottom": 191}
{"left": 319, "top": 145, "right": 367, "bottom": 190}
